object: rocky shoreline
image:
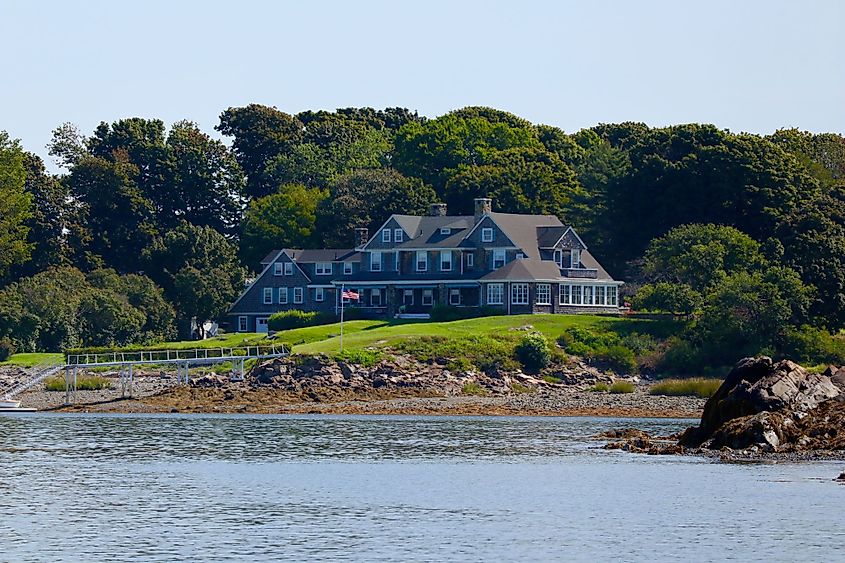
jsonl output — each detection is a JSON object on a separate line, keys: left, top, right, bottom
{"left": 5, "top": 354, "right": 705, "bottom": 417}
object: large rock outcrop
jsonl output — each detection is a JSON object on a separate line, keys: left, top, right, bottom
{"left": 679, "top": 357, "right": 843, "bottom": 451}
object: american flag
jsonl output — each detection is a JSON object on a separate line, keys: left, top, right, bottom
{"left": 341, "top": 288, "right": 360, "bottom": 300}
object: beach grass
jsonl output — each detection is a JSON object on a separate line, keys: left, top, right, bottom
{"left": 44, "top": 375, "right": 111, "bottom": 392}
{"left": 649, "top": 378, "right": 722, "bottom": 398}
{"left": 609, "top": 381, "right": 635, "bottom": 394}
{"left": 589, "top": 382, "right": 610, "bottom": 392}
{"left": 461, "top": 381, "right": 488, "bottom": 396}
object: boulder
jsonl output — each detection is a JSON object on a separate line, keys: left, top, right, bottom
{"left": 680, "top": 357, "right": 841, "bottom": 449}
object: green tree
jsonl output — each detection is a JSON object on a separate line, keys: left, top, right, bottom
{"left": 12, "top": 153, "right": 73, "bottom": 278}
{"left": 217, "top": 104, "right": 303, "bottom": 197}
{"left": 633, "top": 282, "right": 702, "bottom": 315}
{"left": 316, "top": 169, "right": 436, "bottom": 247}
{"left": 394, "top": 112, "right": 541, "bottom": 191}
{"left": 143, "top": 222, "right": 245, "bottom": 338}
{"left": 642, "top": 224, "right": 766, "bottom": 292}
{"left": 165, "top": 120, "right": 245, "bottom": 233}
{"left": 78, "top": 290, "right": 146, "bottom": 347}
{"left": 240, "top": 184, "right": 327, "bottom": 267}
{"left": 443, "top": 147, "right": 585, "bottom": 220}
{"left": 0, "top": 132, "right": 33, "bottom": 278}
{"left": 65, "top": 155, "right": 158, "bottom": 272}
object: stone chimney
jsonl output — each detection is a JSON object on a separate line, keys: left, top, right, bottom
{"left": 429, "top": 203, "right": 447, "bottom": 216}
{"left": 354, "top": 227, "right": 369, "bottom": 249}
{"left": 474, "top": 197, "right": 492, "bottom": 224}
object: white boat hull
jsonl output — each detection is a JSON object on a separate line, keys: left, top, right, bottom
{"left": 0, "top": 399, "right": 22, "bottom": 409}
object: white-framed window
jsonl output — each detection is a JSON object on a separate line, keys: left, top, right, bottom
{"left": 403, "top": 289, "right": 414, "bottom": 306}
{"left": 511, "top": 283, "right": 529, "bottom": 305}
{"left": 465, "top": 253, "right": 474, "bottom": 268}
{"left": 571, "top": 249, "right": 581, "bottom": 268}
{"left": 315, "top": 262, "right": 332, "bottom": 275}
{"left": 394, "top": 228, "right": 404, "bottom": 243}
{"left": 284, "top": 262, "right": 293, "bottom": 276}
{"left": 572, "top": 285, "right": 582, "bottom": 305}
{"left": 274, "top": 262, "right": 283, "bottom": 276}
{"left": 595, "top": 286, "right": 605, "bottom": 305}
{"left": 293, "top": 287, "right": 303, "bottom": 304}
{"left": 449, "top": 288, "right": 461, "bottom": 305}
{"left": 278, "top": 287, "right": 288, "bottom": 304}
{"left": 440, "top": 251, "right": 452, "bottom": 272}
{"left": 344, "top": 262, "right": 353, "bottom": 274}
{"left": 487, "top": 283, "right": 503, "bottom": 305}
{"left": 238, "top": 316, "right": 248, "bottom": 332}
{"left": 493, "top": 249, "right": 506, "bottom": 269}
{"left": 315, "top": 287, "right": 325, "bottom": 302}
{"left": 370, "top": 251, "right": 382, "bottom": 272}
{"left": 559, "top": 284, "right": 571, "bottom": 305}
{"left": 583, "top": 285, "right": 593, "bottom": 305}
{"left": 516, "top": 252, "right": 524, "bottom": 260}
{"left": 536, "top": 284, "right": 551, "bottom": 305}
{"left": 416, "top": 250, "right": 427, "bottom": 272}
{"left": 440, "top": 227, "right": 451, "bottom": 235}
{"left": 371, "top": 288, "right": 382, "bottom": 306}
{"left": 481, "top": 227, "right": 494, "bottom": 243}
{"left": 553, "top": 249, "right": 562, "bottom": 268}
{"left": 263, "top": 287, "right": 273, "bottom": 304}
{"left": 608, "top": 286, "right": 618, "bottom": 306}
{"left": 422, "top": 289, "right": 434, "bottom": 306}
{"left": 382, "top": 229, "right": 391, "bottom": 243}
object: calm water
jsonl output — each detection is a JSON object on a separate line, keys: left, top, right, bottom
{"left": 1, "top": 414, "right": 843, "bottom": 562}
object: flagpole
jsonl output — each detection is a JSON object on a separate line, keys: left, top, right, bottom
{"left": 339, "top": 285, "right": 345, "bottom": 353}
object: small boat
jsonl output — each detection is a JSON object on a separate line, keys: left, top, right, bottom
{"left": 0, "top": 398, "right": 22, "bottom": 409}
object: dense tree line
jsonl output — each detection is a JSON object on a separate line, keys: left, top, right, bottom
{"left": 1, "top": 104, "right": 844, "bottom": 360}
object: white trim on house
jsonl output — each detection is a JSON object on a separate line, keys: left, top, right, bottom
{"left": 238, "top": 316, "right": 248, "bottom": 332}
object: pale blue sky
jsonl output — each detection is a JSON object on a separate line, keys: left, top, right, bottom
{"left": 2, "top": 0, "right": 842, "bottom": 169}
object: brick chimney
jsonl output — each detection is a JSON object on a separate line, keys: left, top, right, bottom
{"left": 429, "top": 203, "right": 447, "bottom": 216}
{"left": 474, "top": 197, "right": 492, "bottom": 224}
{"left": 354, "top": 227, "right": 369, "bottom": 249}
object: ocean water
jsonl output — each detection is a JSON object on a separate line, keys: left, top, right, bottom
{"left": 0, "top": 414, "right": 842, "bottom": 562}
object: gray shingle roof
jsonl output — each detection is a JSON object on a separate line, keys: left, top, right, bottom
{"left": 260, "top": 249, "right": 282, "bottom": 265}
{"left": 480, "top": 259, "right": 563, "bottom": 281}
{"left": 483, "top": 212, "right": 563, "bottom": 259}
{"left": 287, "top": 249, "right": 360, "bottom": 262}
{"left": 580, "top": 250, "right": 613, "bottom": 280}
{"left": 392, "top": 215, "right": 474, "bottom": 248}
{"left": 536, "top": 226, "right": 567, "bottom": 248}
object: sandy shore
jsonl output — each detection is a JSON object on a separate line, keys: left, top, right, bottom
{"left": 20, "top": 376, "right": 705, "bottom": 418}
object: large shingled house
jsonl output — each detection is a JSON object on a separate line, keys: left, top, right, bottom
{"left": 227, "top": 198, "right": 622, "bottom": 332}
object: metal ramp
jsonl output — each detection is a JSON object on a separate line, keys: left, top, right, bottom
{"left": 62, "top": 344, "right": 287, "bottom": 404}
{"left": 1, "top": 361, "right": 66, "bottom": 401}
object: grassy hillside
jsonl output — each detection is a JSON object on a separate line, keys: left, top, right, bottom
{"left": 289, "top": 314, "right": 675, "bottom": 355}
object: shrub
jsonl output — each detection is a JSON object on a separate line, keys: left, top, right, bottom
{"left": 595, "top": 345, "right": 638, "bottom": 374}
{"left": 0, "top": 337, "right": 16, "bottom": 362}
{"left": 510, "top": 383, "right": 533, "bottom": 394}
{"left": 393, "top": 334, "right": 519, "bottom": 373}
{"left": 621, "top": 332, "right": 658, "bottom": 356}
{"left": 44, "top": 375, "right": 111, "bottom": 392}
{"left": 333, "top": 348, "right": 383, "bottom": 367}
{"left": 609, "top": 381, "right": 635, "bottom": 394}
{"left": 461, "top": 381, "right": 488, "bottom": 395}
{"left": 542, "top": 375, "right": 562, "bottom": 384}
{"left": 515, "top": 333, "right": 551, "bottom": 373}
{"left": 650, "top": 378, "right": 721, "bottom": 398}
{"left": 267, "top": 310, "right": 337, "bottom": 331}
{"left": 589, "top": 382, "right": 609, "bottom": 392}
{"left": 781, "top": 325, "right": 845, "bottom": 365}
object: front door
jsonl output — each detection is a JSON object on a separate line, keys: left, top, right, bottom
{"left": 256, "top": 317, "right": 269, "bottom": 333}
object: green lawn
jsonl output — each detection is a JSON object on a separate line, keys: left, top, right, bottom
{"left": 2, "top": 352, "right": 65, "bottom": 367}
{"left": 2, "top": 314, "right": 679, "bottom": 363}
{"left": 291, "top": 314, "right": 673, "bottom": 354}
